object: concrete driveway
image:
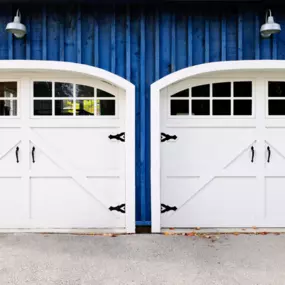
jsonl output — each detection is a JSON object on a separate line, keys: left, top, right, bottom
{"left": 0, "top": 233, "right": 284, "bottom": 285}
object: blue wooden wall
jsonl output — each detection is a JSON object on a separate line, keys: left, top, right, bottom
{"left": 1, "top": 3, "right": 285, "bottom": 225}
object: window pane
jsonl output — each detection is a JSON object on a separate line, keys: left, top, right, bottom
{"left": 269, "top": 81, "right": 285, "bottom": 97}
{"left": 76, "top": 100, "right": 94, "bottom": 116}
{"left": 170, "top": 100, "right": 189, "bottom": 115}
{"left": 55, "top": 82, "right": 73, "bottom": 98}
{"left": 0, "top": 100, "right": 17, "bottom": 116}
{"left": 34, "top": 82, "right": 52, "bottom": 98}
{"left": 269, "top": 100, "right": 285, "bottom": 115}
{"left": 213, "top": 82, "right": 231, "bottom": 97}
{"left": 97, "top": 89, "right": 115, "bottom": 98}
{"left": 97, "top": 100, "right": 115, "bottom": 115}
{"left": 34, "top": 100, "right": 52, "bottom": 116}
{"left": 76, "top": 84, "right": 94, "bottom": 98}
{"left": 0, "top": 82, "right": 17, "bottom": 98}
{"left": 191, "top": 100, "right": 210, "bottom": 116}
{"left": 213, "top": 100, "right": 231, "bottom": 115}
{"left": 55, "top": 100, "right": 73, "bottom": 116}
{"left": 234, "top": 82, "right": 252, "bottom": 97}
{"left": 191, "top": 85, "right": 210, "bottom": 97}
{"left": 234, "top": 100, "right": 252, "bottom": 116}
{"left": 171, "top": 89, "right": 189, "bottom": 98}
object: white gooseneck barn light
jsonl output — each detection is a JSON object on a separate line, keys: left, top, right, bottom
{"left": 6, "top": 9, "right": 26, "bottom": 38}
{"left": 260, "top": 9, "right": 281, "bottom": 38}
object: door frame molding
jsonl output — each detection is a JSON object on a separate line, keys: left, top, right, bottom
{"left": 151, "top": 60, "right": 285, "bottom": 233}
{"left": 0, "top": 60, "right": 136, "bottom": 233}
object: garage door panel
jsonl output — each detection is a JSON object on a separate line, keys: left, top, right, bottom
{"left": 162, "top": 177, "right": 260, "bottom": 228}
{"left": 0, "top": 76, "right": 132, "bottom": 232}
{"left": 29, "top": 142, "right": 67, "bottom": 176}
{"left": 161, "top": 128, "right": 256, "bottom": 174}
{"left": 265, "top": 131, "right": 285, "bottom": 177}
{"left": 0, "top": 147, "right": 22, "bottom": 175}
{"left": 88, "top": 177, "right": 125, "bottom": 208}
{"left": 264, "top": 147, "right": 285, "bottom": 175}
{"left": 0, "top": 129, "right": 21, "bottom": 147}
{"left": 266, "top": 128, "right": 285, "bottom": 142}
{"left": 158, "top": 76, "right": 285, "bottom": 230}
{"left": 161, "top": 177, "right": 199, "bottom": 209}
{"left": 222, "top": 143, "right": 256, "bottom": 174}
{"left": 0, "top": 178, "right": 29, "bottom": 227}
{"left": 0, "top": 129, "right": 21, "bottom": 172}
{"left": 32, "top": 128, "right": 124, "bottom": 171}
{"left": 264, "top": 178, "right": 285, "bottom": 225}
{"left": 30, "top": 178, "right": 125, "bottom": 228}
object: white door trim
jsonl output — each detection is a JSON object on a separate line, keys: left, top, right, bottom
{"left": 0, "top": 60, "right": 135, "bottom": 233}
{"left": 151, "top": 60, "right": 285, "bottom": 233}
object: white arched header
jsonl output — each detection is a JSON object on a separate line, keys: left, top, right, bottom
{"left": 0, "top": 60, "right": 135, "bottom": 233}
{"left": 0, "top": 60, "right": 134, "bottom": 91}
{"left": 151, "top": 60, "right": 285, "bottom": 233}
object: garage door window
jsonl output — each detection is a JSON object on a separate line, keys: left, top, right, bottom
{"left": 33, "top": 82, "right": 116, "bottom": 117}
{"left": 268, "top": 81, "right": 285, "bottom": 116}
{"left": 0, "top": 82, "right": 17, "bottom": 116}
{"left": 170, "top": 81, "right": 252, "bottom": 117}
{"left": 170, "top": 89, "right": 189, "bottom": 116}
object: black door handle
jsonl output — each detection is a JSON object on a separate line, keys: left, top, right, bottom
{"left": 251, "top": 146, "right": 255, "bottom": 163}
{"left": 267, "top": 146, "right": 271, "bottom": 163}
{"left": 32, "top": 147, "right": 35, "bottom": 163}
{"left": 15, "top": 146, "right": 19, "bottom": 163}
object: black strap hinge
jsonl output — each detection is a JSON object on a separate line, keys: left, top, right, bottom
{"left": 161, "top": 203, "right": 177, "bottom": 213}
{"left": 109, "top": 132, "right": 125, "bottom": 142}
{"left": 109, "top": 203, "right": 125, "bottom": 213}
{"left": 161, "top": 132, "right": 177, "bottom": 142}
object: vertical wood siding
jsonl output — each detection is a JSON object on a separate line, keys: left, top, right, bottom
{"left": 2, "top": 3, "right": 284, "bottom": 225}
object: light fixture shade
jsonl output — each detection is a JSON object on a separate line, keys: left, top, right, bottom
{"left": 5, "top": 10, "right": 26, "bottom": 38}
{"left": 260, "top": 11, "right": 281, "bottom": 38}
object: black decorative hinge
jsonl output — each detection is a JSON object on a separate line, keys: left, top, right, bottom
{"left": 161, "top": 203, "right": 177, "bottom": 213}
{"left": 109, "top": 203, "right": 126, "bottom": 213}
{"left": 109, "top": 132, "right": 125, "bottom": 142}
{"left": 161, "top": 132, "right": 177, "bottom": 142}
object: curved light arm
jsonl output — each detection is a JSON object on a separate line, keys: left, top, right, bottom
{"left": 16, "top": 9, "right": 21, "bottom": 20}
{"left": 265, "top": 9, "right": 272, "bottom": 22}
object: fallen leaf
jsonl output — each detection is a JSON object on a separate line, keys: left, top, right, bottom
{"left": 185, "top": 232, "right": 195, "bottom": 237}
{"left": 195, "top": 227, "right": 201, "bottom": 230}
{"left": 274, "top": 233, "right": 281, "bottom": 235}
{"left": 169, "top": 228, "right": 175, "bottom": 230}
{"left": 233, "top": 232, "right": 239, "bottom": 236}
{"left": 203, "top": 234, "right": 211, "bottom": 239}
{"left": 252, "top": 226, "right": 257, "bottom": 230}
{"left": 259, "top": 232, "right": 268, "bottom": 235}
{"left": 164, "top": 232, "right": 175, "bottom": 235}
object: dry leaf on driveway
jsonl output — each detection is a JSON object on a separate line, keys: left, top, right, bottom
{"left": 185, "top": 232, "right": 195, "bottom": 237}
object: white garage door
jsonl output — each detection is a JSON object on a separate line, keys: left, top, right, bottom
{"left": 160, "top": 75, "right": 285, "bottom": 229}
{"left": 0, "top": 76, "right": 129, "bottom": 231}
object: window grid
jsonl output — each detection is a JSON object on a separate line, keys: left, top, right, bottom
{"left": 33, "top": 82, "right": 116, "bottom": 117}
{"left": 267, "top": 81, "right": 285, "bottom": 116}
{"left": 170, "top": 81, "right": 253, "bottom": 117}
{"left": 0, "top": 82, "right": 18, "bottom": 117}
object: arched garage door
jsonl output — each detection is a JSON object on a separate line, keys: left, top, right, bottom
{"left": 151, "top": 60, "right": 285, "bottom": 232}
{"left": 0, "top": 61, "right": 135, "bottom": 233}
